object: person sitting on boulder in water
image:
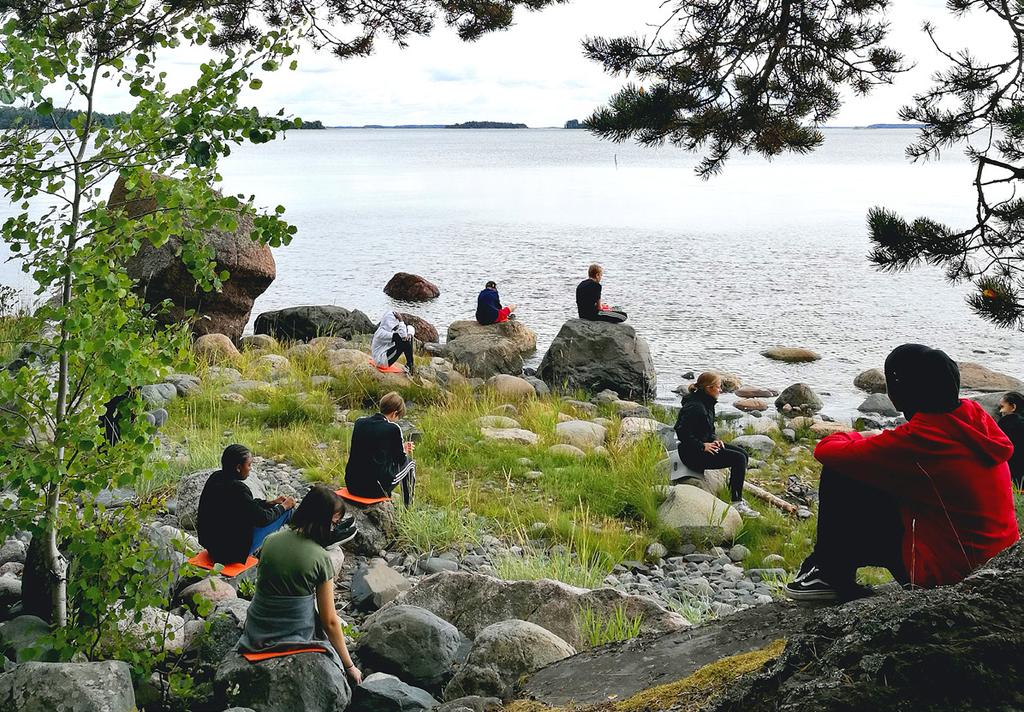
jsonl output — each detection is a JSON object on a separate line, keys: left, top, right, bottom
{"left": 786, "top": 344, "right": 1020, "bottom": 602}
{"left": 198, "top": 444, "right": 303, "bottom": 564}
{"left": 576, "top": 264, "right": 627, "bottom": 323}
{"left": 345, "top": 391, "right": 416, "bottom": 506}
{"left": 371, "top": 311, "right": 415, "bottom": 375}
{"left": 476, "top": 280, "right": 517, "bottom": 325}
{"left": 236, "top": 485, "right": 363, "bottom": 685}
{"left": 997, "top": 391, "right": 1024, "bottom": 489}
{"left": 674, "top": 372, "right": 761, "bottom": 519}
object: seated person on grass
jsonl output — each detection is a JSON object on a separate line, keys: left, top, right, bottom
{"left": 345, "top": 391, "right": 416, "bottom": 506}
{"left": 236, "top": 485, "right": 363, "bottom": 685}
{"left": 996, "top": 391, "right": 1024, "bottom": 489}
{"left": 785, "top": 344, "right": 1020, "bottom": 602}
{"left": 197, "top": 444, "right": 296, "bottom": 564}
{"left": 476, "top": 280, "right": 517, "bottom": 325}
{"left": 576, "top": 263, "right": 627, "bottom": 323}
{"left": 371, "top": 311, "right": 416, "bottom": 375}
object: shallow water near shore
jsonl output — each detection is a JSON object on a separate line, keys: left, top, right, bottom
{"left": 5, "top": 128, "right": 1024, "bottom": 417}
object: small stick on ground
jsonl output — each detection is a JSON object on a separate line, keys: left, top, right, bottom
{"left": 744, "top": 481, "right": 798, "bottom": 515}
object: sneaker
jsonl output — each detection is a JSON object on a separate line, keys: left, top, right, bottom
{"left": 732, "top": 500, "right": 761, "bottom": 519}
{"left": 785, "top": 565, "right": 839, "bottom": 601}
{"left": 329, "top": 521, "right": 359, "bottom": 546}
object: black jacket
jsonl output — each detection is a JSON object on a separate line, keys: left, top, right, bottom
{"left": 197, "top": 469, "right": 284, "bottom": 564}
{"left": 998, "top": 412, "right": 1024, "bottom": 486}
{"left": 576, "top": 279, "right": 601, "bottom": 320}
{"left": 346, "top": 413, "right": 408, "bottom": 497}
{"left": 674, "top": 391, "right": 717, "bottom": 463}
{"left": 476, "top": 288, "right": 503, "bottom": 325}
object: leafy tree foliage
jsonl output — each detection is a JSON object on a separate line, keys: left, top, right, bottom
{"left": 587, "top": 1, "right": 1024, "bottom": 331}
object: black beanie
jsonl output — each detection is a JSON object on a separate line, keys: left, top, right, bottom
{"left": 884, "top": 344, "right": 960, "bottom": 418}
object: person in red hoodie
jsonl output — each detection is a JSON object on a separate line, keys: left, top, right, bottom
{"left": 786, "top": 343, "right": 1019, "bottom": 601}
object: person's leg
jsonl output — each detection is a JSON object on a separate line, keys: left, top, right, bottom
{"left": 400, "top": 337, "right": 415, "bottom": 372}
{"left": 249, "top": 508, "right": 293, "bottom": 555}
{"left": 595, "top": 310, "right": 628, "bottom": 323}
{"left": 389, "top": 460, "right": 416, "bottom": 494}
{"left": 720, "top": 443, "right": 749, "bottom": 502}
{"left": 496, "top": 307, "right": 511, "bottom": 323}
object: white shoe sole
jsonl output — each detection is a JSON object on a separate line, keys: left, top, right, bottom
{"left": 784, "top": 586, "right": 840, "bottom": 602}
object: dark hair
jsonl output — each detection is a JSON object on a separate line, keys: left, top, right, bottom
{"left": 290, "top": 485, "right": 345, "bottom": 547}
{"left": 221, "top": 444, "right": 251, "bottom": 476}
{"left": 485, "top": 280, "right": 497, "bottom": 289}
{"left": 884, "top": 344, "right": 960, "bottom": 418}
{"left": 1002, "top": 391, "right": 1024, "bottom": 412}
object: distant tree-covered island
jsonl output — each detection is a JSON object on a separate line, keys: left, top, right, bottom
{"left": 446, "top": 121, "right": 528, "bottom": 129}
{"left": 0, "top": 106, "right": 325, "bottom": 130}
{"left": 564, "top": 119, "right": 585, "bottom": 129}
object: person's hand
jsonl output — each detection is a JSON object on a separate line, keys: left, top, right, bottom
{"left": 599, "top": 302, "right": 610, "bottom": 311}
{"left": 282, "top": 496, "right": 296, "bottom": 510}
{"left": 703, "top": 442, "right": 720, "bottom": 454}
{"left": 346, "top": 665, "right": 362, "bottom": 685}
{"left": 404, "top": 441, "right": 415, "bottom": 455}
{"left": 714, "top": 439, "right": 725, "bottom": 449}
{"left": 509, "top": 304, "right": 517, "bottom": 312}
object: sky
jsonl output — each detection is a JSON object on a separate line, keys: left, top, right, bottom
{"left": 106, "top": 0, "right": 1004, "bottom": 128}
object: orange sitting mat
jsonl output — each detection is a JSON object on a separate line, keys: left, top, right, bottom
{"left": 187, "top": 550, "right": 258, "bottom": 578}
{"left": 336, "top": 487, "right": 391, "bottom": 505}
{"left": 369, "top": 359, "right": 405, "bottom": 374}
{"left": 242, "top": 647, "right": 329, "bottom": 663}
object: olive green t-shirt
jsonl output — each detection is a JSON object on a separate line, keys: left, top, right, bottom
{"left": 255, "top": 528, "right": 334, "bottom": 597}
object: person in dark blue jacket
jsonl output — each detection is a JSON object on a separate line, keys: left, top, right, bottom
{"left": 476, "top": 281, "right": 516, "bottom": 325}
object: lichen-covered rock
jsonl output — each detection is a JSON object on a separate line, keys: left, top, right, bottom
{"left": 657, "top": 484, "right": 741, "bottom": 543}
{"left": 539, "top": 319, "right": 656, "bottom": 400}
{"left": 0, "top": 660, "right": 136, "bottom": 712}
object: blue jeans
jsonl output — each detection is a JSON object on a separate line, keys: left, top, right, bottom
{"left": 249, "top": 508, "right": 292, "bottom": 555}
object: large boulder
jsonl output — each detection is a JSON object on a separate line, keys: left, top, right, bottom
{"left": 177, "top": 469, "right": 267, "bottom": 531}
{"left": 485, "top": 375, "right": 537, "bottom": 400}
{"left": 857, "top": 393, "right": 900, "bottom": 417}
{"left": 384, "top": 272, "right": 440, "bottom": 302}
{"left": 707, "top": 542, "right": 1024, "bottom": 712}
{"left": 760, "top": 347, "right": 820, "bottom": 363}
{"left": 359, "top": 605, "right": 467, "bottom": 692}
{"left": 114, "top": 174, "right": 274, "bottom": 343}
{"left": 346, "top": 500, "right": 399, "bottom": 558}
{"left": 215, "top": 651, "right": 351, "bottom": 712}
{"left": 254, "top": 305, "right": 375, "bottom": 343}
{"left": 445, "top": 320, "right": 537, "bottom": 379}
{"left": 657, "top": 484, "right": 742, "bottom": 543}
{"left": 398, "top": 313, "right": 439, "bottom": 343}
{"left": 352, "top": 673, "right": 439, "bottom": 712}
{"left": 444, "top": 620, "right": 575, "bottom": 701}
{"left": 0, "top": 660, "right": 136, "bottom": 712}
{"left": 0, "top": 615, "right": 50, "bottom": 663}
{"left": 853, "top": 368, "right": 887, "bottom": 394}
{"left": 774, "top": 383, "right": 823, "bottom": 414}
{"left": 539, "top": 319, "right": 656, "bottom": 400}
{"left": 554, "top": 420, "right": 606, "bottom": 450}
{"left": 390, "top": 571, "right": 688, "bottom": 650}
{"left": 957, "top": 362, "right": 1022, "bottom": 392}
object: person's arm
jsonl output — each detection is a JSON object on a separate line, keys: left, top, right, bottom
{"left": 394, "top": 314, "right": 410, "bottom": 340}
{"left": 390, "top": 423, "right": 409, "bottom": 467}
{"left": 316, "top": 579, "right": 361, "bottom": 684}
{"left": 234, "top": 482, "right": 286, "bottom": 528}
{"left": 814, "top": 429, "right": 930, "bottom": 502}
{"left": 674, "top": 404, "right": 708, "bottom": 455}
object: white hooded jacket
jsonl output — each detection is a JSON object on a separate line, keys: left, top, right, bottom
{"left": 371, "top": 311, "right": 414, "bottom": 365}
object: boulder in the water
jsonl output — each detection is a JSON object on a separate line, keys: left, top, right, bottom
{"left": 853, "top": 368, "right": 887, "bottom": 394}
{"left": 384, "top": 272, "right": 440, "bottom": 302}
{"left": 539, "top": 319, "right": 656, "bottom": 401}
{"left": 760, "top": 347, "right": 820, "bottom": 363}
{"left": 957, "top": 362, "right": 1023, "bottom": 392}
{"left": 774, "top": 383, "right": 823, "bottom": 414}
{"left": 857, "top": 393, "right": 900, "bottom": 417}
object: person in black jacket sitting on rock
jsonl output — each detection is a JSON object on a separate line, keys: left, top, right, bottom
{"left": 576, "top": 264, "right": 627, "bottom": 323}
{"left": 197, "top": 444, "right": 297, "bottom": 564}
{"left": 345, "top": 392, "right": 416, "bottom": 506}
{"left": 674, "top": 372, "right": 760, "bottom": 518}
{"left": 998, "top": 391, "right": 1024, "bottom": 488}
{"left": 476, "top": 280, "right": 517, "bottom": 325}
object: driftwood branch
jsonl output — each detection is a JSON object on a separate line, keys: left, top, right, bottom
{"left": 744, "top": 481, "right": 798, "bottom": 514}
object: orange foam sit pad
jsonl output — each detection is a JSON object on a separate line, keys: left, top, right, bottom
{"left": 241, "top": 647, "right": 329, "bottom": 662}
{"left": 187, "top": 550, "right": 258, "bottom": 577}
{"left": 337, "top": 487, "right": 391, "bottom": 505}
{"left": 369, "top": 359, "right": 405, "bottom": 374}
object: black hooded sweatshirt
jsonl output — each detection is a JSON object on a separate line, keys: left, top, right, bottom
{"left": 197, "top": 469, "right": 285, "bottom": 564}
{"left": 998, "top": 412, "right": 1024, "bottom": 486}
{"left": 674, "top": 390, "right": 717, "bottom": 462}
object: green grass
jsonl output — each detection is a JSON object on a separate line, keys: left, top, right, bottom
{"left": 576, "top": 604, "right": 644, "bottom": 648}
{"left": 395, "top": 503, "right": 488, "bottom": 553}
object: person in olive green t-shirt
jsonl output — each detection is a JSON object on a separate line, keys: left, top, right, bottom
{"left": 239, "top": 486, "right": 362, "bottom": 685}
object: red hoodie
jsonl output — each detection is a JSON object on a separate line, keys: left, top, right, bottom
{"left": 814, "top": 399, "right": 1019, "bottom": 587}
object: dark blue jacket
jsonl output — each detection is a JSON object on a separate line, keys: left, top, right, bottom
{"left": 476, "top": 288, "right": 503, "bottom": 325}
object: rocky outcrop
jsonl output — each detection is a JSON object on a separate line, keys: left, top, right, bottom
{"left": 390, "top": 571, "right": 688, "bottom": 650}
{"left": 384, "top": 272, "right": 440, "bottom": 302}
{"left": 445, "top": 320, "right": 537, "bottom": 379}
{"left": 444, "top": 620, "right": 575, "bottom": 701}
{"left": 657, "top": 484, "right": 742, "bottom": 543}
{"left": 539, "top": 319, "right": 656, "bottom": 400}
{"left": 956, "top": 362, "right": 1022, "bottom": 392}
{"left": 359, "top": 605, "right": 468, "bottom": 692}
{"left": 0, "top": 660, "right": 136, "bottom": 712}
{"left": 254, "top": 305, "right": 375, "bottom": 343}
{"left": 113, "top": 175, "right": 274, "bottom": 343}
{"left": 215, "top": 651, "right": 351, "bottom": 712}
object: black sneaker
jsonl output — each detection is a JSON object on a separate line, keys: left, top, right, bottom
{"left": 329, "top": 521, "right": 359, "bottom": 546}
{"left": 784, "top": 565, "right": 839, "bottom": 602}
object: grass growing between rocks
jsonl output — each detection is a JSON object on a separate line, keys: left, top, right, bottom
{"left": 577, "top": 604, "right": 644, "bottom": 648}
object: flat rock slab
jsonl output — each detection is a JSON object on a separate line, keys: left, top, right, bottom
{"left": 520, "top": 602, "right": 816, "bottom": 707}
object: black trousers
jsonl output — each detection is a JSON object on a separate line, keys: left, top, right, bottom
{"left": 809, "top": 466, "right": 908, "bottom": 586}
{"left": 386, "top": 332, "right": 414, "bottom": 368}
{"left": 680, "top": 442, "right": 748, "bottom": 502}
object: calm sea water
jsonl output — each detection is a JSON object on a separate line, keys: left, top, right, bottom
{"left": 5, "top": 128, "right": 1023, "bottom": 416}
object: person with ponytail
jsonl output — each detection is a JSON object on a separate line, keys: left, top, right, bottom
{"left": 997, "top": 391, "right": 1024, "bottom": 488}
{"left": 786, "top": 344, "right": 1018, "bottom": 602}
{"left": 673, "top": 372, "right": 761, "bottom": 518}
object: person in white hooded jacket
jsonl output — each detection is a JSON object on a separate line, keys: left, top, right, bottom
{"left": 371, "top": 311, "right": 415, "bottom": 375}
